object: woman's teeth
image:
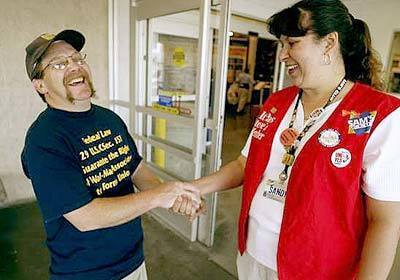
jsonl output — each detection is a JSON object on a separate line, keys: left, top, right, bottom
{"left": 287, "top": 64, "right": 298, "bottom": 74}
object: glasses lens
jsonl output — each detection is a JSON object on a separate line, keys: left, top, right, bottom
{"left": 46, "top": 53, "right": 87, "bottom": 70}
{"left": 49, "top": 56, "right": 68, "bottom": 70}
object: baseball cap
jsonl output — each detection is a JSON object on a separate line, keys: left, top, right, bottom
{"left": 25, "top": 29, "right": 85, "bottom": 80}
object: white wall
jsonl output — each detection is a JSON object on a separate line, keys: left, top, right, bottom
{"left": 232, "top": 0, "right": 400, "bottom": 69}
{"left": 0, "top": 0, "right": 108, "bottom": 205}
{"left": 345, "top": 0, "right": 400, "bottom": 69}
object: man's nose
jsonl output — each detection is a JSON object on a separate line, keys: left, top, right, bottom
{"left": 67, "top": 58, "right": 82, "bottom": 70}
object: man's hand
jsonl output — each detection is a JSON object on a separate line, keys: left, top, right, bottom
{"left": 170, "top": 183, "right": 206, "bottom": 221}
{"left": 154, "top": 181, "right": 201, "bottom": 209}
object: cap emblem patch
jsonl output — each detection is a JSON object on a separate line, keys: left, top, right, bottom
{"left": 40, "top": 33, "right": 55, "bottom": 41}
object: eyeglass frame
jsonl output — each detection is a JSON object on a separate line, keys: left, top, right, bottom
{"left": 35, "top": 52, "right": 88, "bottom": 77}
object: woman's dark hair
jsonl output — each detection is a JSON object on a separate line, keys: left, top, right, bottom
{"left": 267, "top": 0, "right": 384, "bottom": 90}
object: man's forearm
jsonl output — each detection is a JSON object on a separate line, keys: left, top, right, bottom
{"left": 64, "top": 187, "right": 162, "bottom": 231}
{"left": 357, "top": 221, "right": 400, "bottom": 279}
{"left": 131, "top": 161, "right": 162, "bottom": 191}
{"left": 65, "top": 173, "right": 199, "bottom": 232}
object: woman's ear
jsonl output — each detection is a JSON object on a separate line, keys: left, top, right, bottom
{"left": 32, "top": 79, "right": 47, "bottom": 94}
{"left": 323, "top": 31, "right": 339, "bottom": 54}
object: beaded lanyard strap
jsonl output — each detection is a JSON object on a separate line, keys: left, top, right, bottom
{"left": 278, "top": 78, "right": 347, "bottom": 182}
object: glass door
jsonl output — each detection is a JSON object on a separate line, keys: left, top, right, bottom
{"left": 130, "top": 0, "right": 231, "bottom": 244}
{"left": 136, "top": 9, "right": 206, "bottom": 241}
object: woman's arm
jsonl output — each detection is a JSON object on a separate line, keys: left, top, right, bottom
{"left": 357, "top": 197, "right": 400, "bottom": 279}
{"left": 192, "top": 155, "right": 247, "bottom": 195}
{"left": 170, "top": 155, "right": 247, "bottom": 216}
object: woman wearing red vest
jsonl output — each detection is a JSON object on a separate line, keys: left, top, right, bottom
{"left": 173, "top": 0, "right": 400, "bottom": 279}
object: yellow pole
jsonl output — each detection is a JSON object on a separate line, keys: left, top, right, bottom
{"left": 154, "top": 118, "right": 166, "bottom": 168}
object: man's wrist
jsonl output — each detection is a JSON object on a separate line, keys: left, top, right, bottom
{"left": 143, "top": 187, "right": 162, "bottom": 209}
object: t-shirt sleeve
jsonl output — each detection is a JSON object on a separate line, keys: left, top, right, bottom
{"left": 22, "top": 137, "right": 92, "bottom": 222}
{"left": 117, "top": 118, "right": 142, "bottom": 174}
{"left": 241, "top": 129, "right": 254, "bottom": 158}
{"left": 126, "top": 132, "right": 143, "bottom": 173}
{"left": 362, "top": 107, "right": 400, "bottom": 201}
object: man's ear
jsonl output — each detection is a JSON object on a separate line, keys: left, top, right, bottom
{"left": 32, "top": 79, "right": 47, "bottom": 94}
{"left": 323, "top": 31, "right": 339, "bottom": 54}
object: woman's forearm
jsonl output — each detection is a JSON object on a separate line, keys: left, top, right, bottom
{"left": 357, "top": 220, "right": 400, "bottom": 279}
{"left": 192, "top": 156, "right": 246, "bottom": 195}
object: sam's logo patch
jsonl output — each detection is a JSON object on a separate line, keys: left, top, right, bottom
{"left": 342, "top": 110, "right": 377, "bottom": 135}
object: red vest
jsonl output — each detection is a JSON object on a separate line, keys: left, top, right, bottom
{"left": 238, "top": 83, "right": 400, "bottom": 279}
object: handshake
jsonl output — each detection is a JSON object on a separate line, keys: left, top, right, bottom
{"left": 156, "top": 181, "right": 206, "bottom": 222}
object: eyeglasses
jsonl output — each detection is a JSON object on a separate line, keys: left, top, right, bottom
{"left": 41, "top": 52, "right": 87, "bottom": 72}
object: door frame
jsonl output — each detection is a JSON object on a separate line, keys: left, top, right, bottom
{"left": 108, "top": 0, "right": 232, "bottom": 246}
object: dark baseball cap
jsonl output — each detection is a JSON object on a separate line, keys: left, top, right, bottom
{"left": 25, "top": 29, "right": 85, "bottom": 80}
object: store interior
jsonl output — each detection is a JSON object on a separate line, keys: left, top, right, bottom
{"left": 2, "top": 0, "right": 400, "bottom": 279}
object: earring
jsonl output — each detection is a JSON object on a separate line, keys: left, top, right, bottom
{"left": 323, "top": 53, "right": 331, "bottom": 65}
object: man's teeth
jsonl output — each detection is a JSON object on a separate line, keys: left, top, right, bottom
{"left": 287, "top": 65, "right": 298, "bottom": 71}
{"left": 68, "top": 77, "right": 84, "bottom": 85}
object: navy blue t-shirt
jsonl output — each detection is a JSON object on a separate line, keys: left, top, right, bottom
{"left": 21, "top": 105, "right": 144, "bottom": 280}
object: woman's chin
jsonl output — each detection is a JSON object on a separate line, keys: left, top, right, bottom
{"left": 288, "top": 76, "right": 303, "bottom": 88}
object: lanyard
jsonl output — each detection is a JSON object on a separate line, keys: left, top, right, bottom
{"left": 278, "top": 78, "right": 347, "bottom": 182}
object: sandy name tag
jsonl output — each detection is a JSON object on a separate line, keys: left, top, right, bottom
{"left": 262, "top": 179, "right": 287, "bottom": 203}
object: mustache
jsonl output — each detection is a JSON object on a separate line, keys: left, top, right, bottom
{"left": 63, "top": 69, "right": 96, "bottom": 103}
{"left": 63, "top": 68, "right": 91, "bottom": 86}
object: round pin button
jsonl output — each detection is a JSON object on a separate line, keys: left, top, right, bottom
{"left": 318, "top": 129, "right": 341, "bottom": 147}
{"left": 331, "top": 148, "right": 351, "bottom": 168}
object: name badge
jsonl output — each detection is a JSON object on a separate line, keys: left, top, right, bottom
{"left": 262, "top": 179, "right": 287, "bottom": 203}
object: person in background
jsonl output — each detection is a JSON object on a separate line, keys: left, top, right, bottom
{"left": 227, "top": 82, "right": 240, "bottom": 107}
{"left": 22, "top": 29, "right": 199, "bottom": 280}
{"left": 173, "top": 0, "right": 400, "bottom": 279}
{"left": 236, "top": 67, "right": 254, "bottom": 114}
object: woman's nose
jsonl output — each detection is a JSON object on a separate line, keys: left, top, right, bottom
{"left": 279, "top": 46, "right": 289, "bottom": 62}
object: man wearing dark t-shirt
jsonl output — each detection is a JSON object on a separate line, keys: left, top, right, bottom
{"left": 21, "top": 30, "right": 200, "bottom": 280}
